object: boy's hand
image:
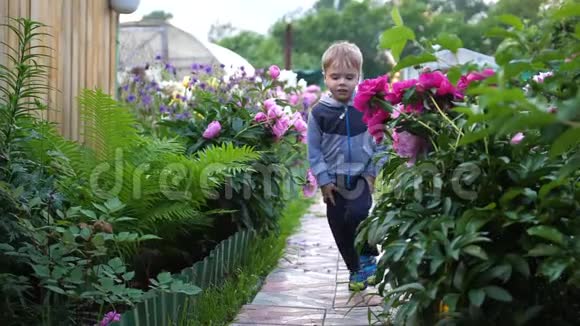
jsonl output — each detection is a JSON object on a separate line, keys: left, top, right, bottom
{"left": 364, "top": 176, "right": 376, "bottom": 193}
{"left": 321, "top": 183, "right": 337, "bottom": 206}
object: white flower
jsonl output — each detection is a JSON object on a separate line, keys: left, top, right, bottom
{"left": 297, "top": 78, "right": 307, "bottom": 90}
{"left": 278, "top": 69, "right": 298, "bottom": 88}
{"left": 145, "top": 67, "right": 163, "bottom": 83}
{"left": 283, "top": 105, "right": 293, "bottom": 116}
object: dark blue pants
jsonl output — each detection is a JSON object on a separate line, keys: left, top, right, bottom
{"left": 326, "top": 175, "right": 378, "bottom": 273}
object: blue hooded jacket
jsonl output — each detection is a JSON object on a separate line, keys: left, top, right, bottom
{"left": 306, "top": 93, "right": 386, "bottom": 187}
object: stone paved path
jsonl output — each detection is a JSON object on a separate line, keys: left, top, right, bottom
{"left": 231, "top": 197, "right": 386, "bottom": 326}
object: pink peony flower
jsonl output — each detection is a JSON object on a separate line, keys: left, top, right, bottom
{"left": 458, "top": 68, "right": 495, "bottom": 90}
{"left": 392, "top": 130, "right": 427, "bottom": 165}
{"left": 202, "top": 121, "right": 221, "bottom": 139}
{"left": 302, "top": 169, "right": 318, "bottom": 197}
{"left": 267, "top": 105, "right": 283, "bottom": 119}
{"left": 293, "top": 117, "right": 308, "bottom": 133}
{"left": 302, "top": 92, "right": 318, "bottom": 107}
{"left": 510, "top": 132, "right": 525, "bottom": 145}
{"left": 264, "top": 98, "right": 277, "bottom": 110}
{"left": 353, "top": 75, "right": 389, "bottom": 112}
{"left": 416, "top": 71, "right": 446, "bottom": 92}
{"left": 306, "top": 84, "right": 321, "bottom": 93}
{"left": 254, "top": 112, "right": 268, "bottom": 123}
{"left": 366, "top": 109, "right": 390, "bottom": 143}
{"left": 289, "top": 94, "right": 300, "bottom": 106}
{"left": 272, "top": 116, "right": 290, "bottom": 139}
{"left": 385, "top": 79, "right": 418, "bottom": 105}
{"left": 268, "top": 65, "right": 280, "bottom": 79}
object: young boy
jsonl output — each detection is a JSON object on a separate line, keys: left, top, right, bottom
{"left": 306, "top": 41, "right": 382, "bottom": 291}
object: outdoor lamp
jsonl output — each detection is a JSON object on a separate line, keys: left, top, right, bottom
{"left": 110, "top": 0, "right": 140, "bottom": 14}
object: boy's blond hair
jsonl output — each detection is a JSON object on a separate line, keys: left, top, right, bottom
{"left": 321, "top": 41, "right": 363, "bottom": 74}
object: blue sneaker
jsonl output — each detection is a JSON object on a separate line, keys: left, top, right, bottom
{"left": 359, "top": 255, "right": 378, "bottom": 285}
{"left": 349, "top": 271, "right": 367, "bottom": 291}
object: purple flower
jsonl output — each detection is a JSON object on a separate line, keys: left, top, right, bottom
{"left": 191, "top": 63, "right": 199, "bottom": 70}
{"left": 203, "top": 121, "right": 222, "bottom": 139}
{"left": 205, "top": 66, "right": 212, "bottom": 74}
{"left": 121, "top": 84, "right": 129, "bottom": 91}
{"left": 159, "top": 105, "right": 169, "bottom": 114}
{"left": 142, "top": 94, "right": 152, "bottom": 106}
{"left": 99, "top": 311, "right": 121, "bottom": 326}
{"left": 155, "top": 54, "right": 162, "bottom": 60}
{"left": 127, "top": 95, "right": 136, "bottom": 103}
{"left": 220, "top": 64, "right": 225, "bottom": 68}
{"left": 199, "top": 83, "right": 206, "bottom": 90}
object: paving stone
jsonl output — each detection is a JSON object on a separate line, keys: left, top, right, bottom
{"left": 230, "top": 197, "right": 385, "bottom": 325}
{"left": 233, "top": 305, "right": 325, "bottom": 325}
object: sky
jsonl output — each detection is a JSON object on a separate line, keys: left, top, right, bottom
{"left": 119, "top": 0, "right": 320, "bottom": 42}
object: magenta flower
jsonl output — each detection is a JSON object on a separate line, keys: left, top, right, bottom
{"left": 272, "top": 117, "right": 290, "bottom": 140}
{"left": 510, "top": 132, "right": 525, "bottom": 145}
{"left": 366, "top": 109, "right": 390, "bottom": 143}
{"left": 99, "top": 311, "right": 121, "bottom": 326}
{"left": 302, "top": 92, "right": 318, "bottom": 107}
{"left": 385, "top": 79, "right": 418, "bottom": 105}
{"left": 202, "top": 121, "right": 222, "bottom": 139}
{"left": 254, "top": 112, "right": 267, "bottom": 123}
{"left": 392, "top": 130, "right": 427, "bottom": 165}
{"left": 268, "top": 65, "right": 281, "bottom": 79}
{"left": 353, "top": 75, "right": 389, "bottom": 112}
{"left": 458, "top": 68, "right": 495, "bottom": 90}
{"left": 302, "top": 169, "right": 318, "bottom": 197}
{"left": 416, "top": 71, "right": 445, "bottom": 92}
{"left": 532, "top": 71, "right": 553, "bottom": 83}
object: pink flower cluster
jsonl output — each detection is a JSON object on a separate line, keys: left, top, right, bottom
{"left": 254, "top": 98, "right": 308, "bottom": 142}
{"left": 202, "top": 121, "right": 222, "bottom": 139}
{"left": 353, "top": 68, "right": 495, "bottom": 164}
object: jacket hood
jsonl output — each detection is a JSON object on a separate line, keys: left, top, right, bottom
{"left": 319, "top": 92, "right": 354, "bottom": 108}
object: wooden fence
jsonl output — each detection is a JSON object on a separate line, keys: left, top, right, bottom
{"left": 0, "top": 0, "right": 118, "bottom": 141}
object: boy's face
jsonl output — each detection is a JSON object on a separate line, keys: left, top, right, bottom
{"left": 324, "top": 64, "right": 359, "bottom": 103}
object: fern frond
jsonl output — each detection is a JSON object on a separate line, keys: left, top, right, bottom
{"left": 79, "top": 89, "right": 140, "bottom": 161}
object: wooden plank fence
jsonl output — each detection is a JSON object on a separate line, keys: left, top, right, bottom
{"left": 0, "top": 0, "right": 118, "bottom": 141}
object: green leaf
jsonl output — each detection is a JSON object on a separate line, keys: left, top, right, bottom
{"left": 388, "top": 282, "right": 425, "bottom": 294}
{"left": 80, "top": 209, "right": 97, "bottom": 219}
{"left": 104, "top": 197, "right": 125, "bottom": 212}
{"left": 31, "top": 265, "right": 50, "bottom": 278}
{"left": 553, "top": 3, "right": 580, "bottom": 19}
{"left": 463, "top": 245, "right": 488, "bottom": 260}
{"left": 575, "top": 23, "right": 580, "bottom": 39}
{"left": 506, "top": 254, "right": 530, "bottom": 278}
{"left": 391, "top": 7, "right": 404, "bottom": 26}
{"left": 483, "top": 286, "right": 513, "bottom": 302}
{"left": 539, "top": 259, "right": 569, "bottom": 282}
{"left": 380, "top": 26, "right": 415, "bottom": 60}
{"left": 45, "top": 285, "right": 66, "bottom": 295}
{"left": 140, "top": 234, "right": 162, "bottom": 241}
{"left": 393, "top": 53, "right": 437, "bottom": 72}
{"left": 528, "top": 244, "right": 561, "bottom": 257}
{"left": 498, "top": 14, "right": 524, "bottom": 31}
{"left": 122, "top": 271, "right": 135, "bottom": 281}
{"left": 527, "top": 226, "right": 565, "bottom": 245}
{"left": 436, "top": 33, "right": 463, "bottom": 53}
{"left": 468, "top": 288, "right": 485, "bottom": 307}
{"left": 550, "top": 127, "right": 580, "bottom": 157}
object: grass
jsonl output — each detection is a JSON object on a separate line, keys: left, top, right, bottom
{"left": 180, "top": 196, "right": 314, "bottom": 326}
